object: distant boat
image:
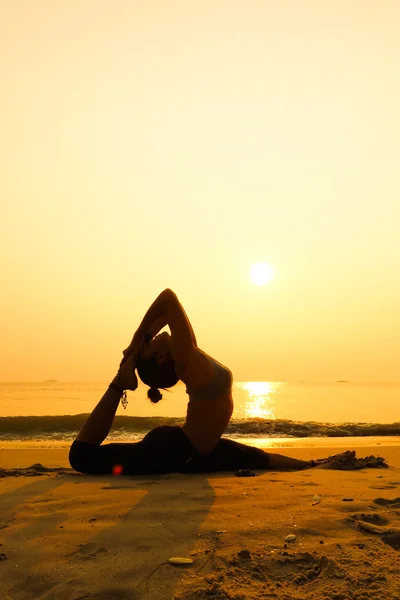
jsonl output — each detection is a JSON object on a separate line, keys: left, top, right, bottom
{"left": 336, "top": 380, "right": 348, "bottom": 383}
{"left": 44, "top": 379, "right": 58, "bottom": 383}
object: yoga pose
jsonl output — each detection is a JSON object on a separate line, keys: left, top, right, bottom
{"left": 69, "top": 289, "right": 316, "bottom": 475}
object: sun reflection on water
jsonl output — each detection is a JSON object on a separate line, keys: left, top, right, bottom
{"left": 239, "top": 382, "right": 282, "bottom": 419}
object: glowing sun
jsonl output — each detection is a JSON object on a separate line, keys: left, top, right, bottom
{"left": 250, "top": 262, "right": 274, "bottom": 286}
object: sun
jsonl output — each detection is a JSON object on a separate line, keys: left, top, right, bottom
{"left": 250, "top": 262, "right": 274, "bottom": 286}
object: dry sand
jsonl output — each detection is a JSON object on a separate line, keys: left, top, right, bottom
{"left": 0, "top": 445, "right": 399, "bottom": 600}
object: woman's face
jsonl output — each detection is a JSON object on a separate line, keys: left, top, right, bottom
{"left": 142, "top": 332, "right": 171, "bottom": 363}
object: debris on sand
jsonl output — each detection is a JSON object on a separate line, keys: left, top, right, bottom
{"left": 316, "top": 451, "right": 389, "bottom": 470}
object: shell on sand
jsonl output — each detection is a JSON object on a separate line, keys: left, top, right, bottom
{"left": 168, "top": 557, "right": 194, "bottom": 565}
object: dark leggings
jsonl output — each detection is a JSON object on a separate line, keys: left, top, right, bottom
{"left": 69, "top": 425, "right": 270, "bottom": 475}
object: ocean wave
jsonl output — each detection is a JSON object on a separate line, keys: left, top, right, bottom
{"left": 0, "top": 415, "right": 400, "bottom": 440}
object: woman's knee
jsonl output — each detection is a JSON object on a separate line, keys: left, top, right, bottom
{"left": 142, "top": 425, "right": 180, "bottom": 445}
{"left": 69, "top": 440, "right": 90, "bottom": 473}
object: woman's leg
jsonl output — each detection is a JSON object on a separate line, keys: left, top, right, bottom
{"left": 189, "top": 438, "right": 313, "bottom": 472}
{"left": 69, "top": 426, "right": 192, "bottom": 476}
{"left": 69, "top": 353, "right": 146, "bottom": 474}
{"left": 74, "top": 354, "right": 137, "bottom": 445}
{"left": 69, "top": 438, "right": 147, "bottom": 475}
{"left": 75, "top": 386, "right": 122, "bottom": 446}
{"left": 266, "top": 452, "right": 312, "bottom": 470}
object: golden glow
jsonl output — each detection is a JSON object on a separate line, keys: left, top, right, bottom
{"left": 240, "top": 382, "right": 279, "bottom": 419}
{"left": 249, "top": 263, "right": 274, "bottom": 286}
{"left": 0, "top": 2, "right": 400, "bottom": 383}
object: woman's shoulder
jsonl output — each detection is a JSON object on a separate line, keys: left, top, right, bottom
{"left": 174, "top": 348, "right": 219, "bottom": 387}
{"left": 183, "top": 350, "right": 233, "bottom": 393}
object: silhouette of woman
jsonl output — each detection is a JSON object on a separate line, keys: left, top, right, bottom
{"left": 69, "top": 289, "right": 315, "bottom": 475}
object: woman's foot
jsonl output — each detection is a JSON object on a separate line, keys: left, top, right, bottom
{"left": 312, "top": 450, "right": 356, "bottom": 468}
{"left": 112, "top": 353, "right": 138, "bottom": 391}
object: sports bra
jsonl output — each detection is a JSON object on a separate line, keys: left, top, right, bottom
{"left": 186, "top": 358, "right": 232, "bottom": 401}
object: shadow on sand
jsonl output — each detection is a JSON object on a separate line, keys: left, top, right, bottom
{"left": 0, "top": 470, "right": 217, "bottom": 600}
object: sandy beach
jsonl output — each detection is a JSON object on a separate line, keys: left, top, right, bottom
{"left": 1, "top": 445, "right": 399, "bottom": 600}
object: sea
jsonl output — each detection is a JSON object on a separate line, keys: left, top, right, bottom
{"left": 0, "top": 381, "right": 399, "bottom": 450}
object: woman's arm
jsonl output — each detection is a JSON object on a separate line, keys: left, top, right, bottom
{"left": 121, "top": 289, "right": 197, "bottom": 366}
{"left": 128, "top": 289, "right": 170, "bottom": 346}
{"left": 135, "top": 289, "right": 197, "bottom": 362}
{"left": 146, "top": 315, "right": 168, "bottom": 339}
{"left": 137, "top": 289, "right": 197, "bottom": 342}
{"left": 120, "top": 297, "right": 168, "bottom": 366}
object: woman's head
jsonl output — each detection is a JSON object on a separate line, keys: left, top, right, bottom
{"left": 136, "top": 332, "right": 179, "bottom": 403}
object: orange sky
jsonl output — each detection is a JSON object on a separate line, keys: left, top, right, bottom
{"left": 1, "top": 1, "right": 399, "bottom": 382}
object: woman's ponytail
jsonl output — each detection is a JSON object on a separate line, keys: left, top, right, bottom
{"left": 148, "top": 387, "right": 162, "bottom": 403}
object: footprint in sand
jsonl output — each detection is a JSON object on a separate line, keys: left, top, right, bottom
{"left": 382, "top": 531, "right": 400, "bottom": 551}
{"left": 72, "top": 589, "right": 135, "bottom": 599}
{"left": 0, "top": 519, "right": 14, "bottom": 531}
{"left": 75, "top": 542, "right": 108, "bottom": 558}
{"left": 348, "top": 513, "right": 390, "bottom": 526}
{"left": 373, "top": 497, "right": 400, "bottom": 508}
{"left": 347, "top": 511, "right": 400, "bottom": 550}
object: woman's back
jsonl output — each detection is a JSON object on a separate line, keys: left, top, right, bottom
{"left": 181, "top": 356, "right": 234, "bottom": 454}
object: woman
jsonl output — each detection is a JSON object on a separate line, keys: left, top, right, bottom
{"left": 69, "top": 289, "right": 316, "bottom": 475}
